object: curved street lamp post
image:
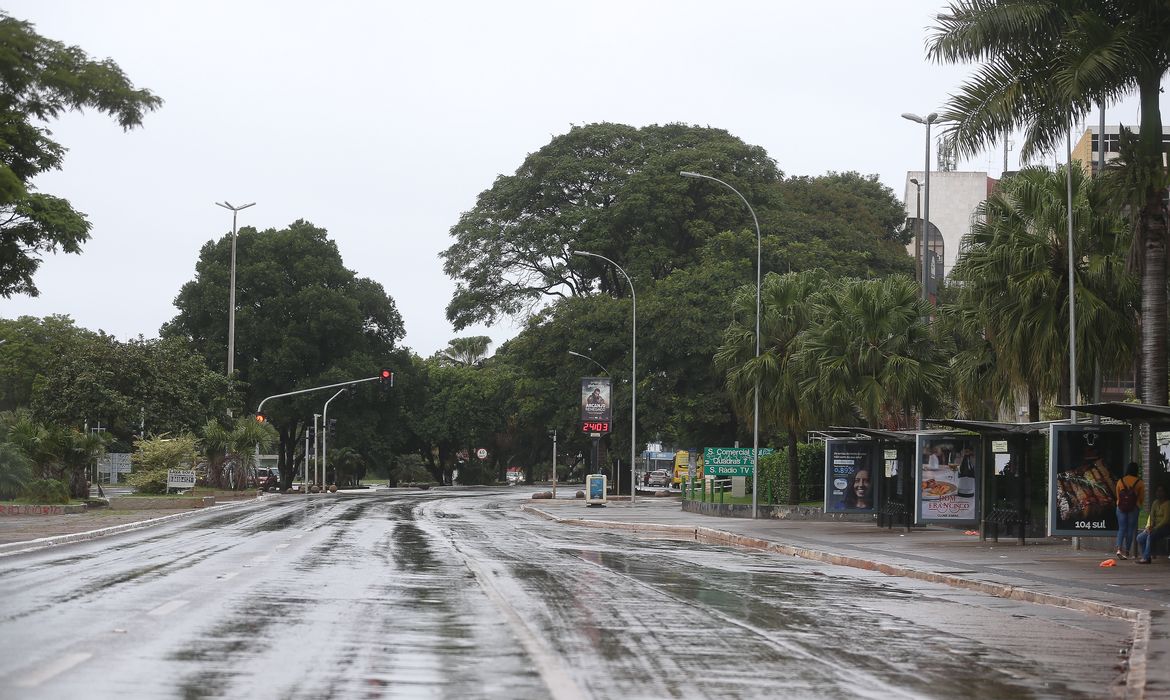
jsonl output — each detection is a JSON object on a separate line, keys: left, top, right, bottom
{"left": 680, "top": 171, "right": 762, "bottom": 518}
{"left": 215, "top": 200, "right": 256, "bottom": 415}
{"left": 571, "top": 251, "right": 636, "bottom": 504}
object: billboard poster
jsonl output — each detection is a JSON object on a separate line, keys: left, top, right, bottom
{"left": 1049, "top": 424, "right": 1129, "bottom": 537}
{"left": 579, "top": 377, "right": 612, "bottom": 433}
{"left": 915, "top": 434, "right": 980, "bottom": 524}
{"left": 823, "top": 440, "right": 876, "bottom": 513}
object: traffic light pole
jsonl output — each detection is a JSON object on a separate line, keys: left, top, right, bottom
{"left": 254, "top": 371, "right": 394, "bottom": 489}
{"left": 322, "top": 388, "right": 347, "bottom": 487}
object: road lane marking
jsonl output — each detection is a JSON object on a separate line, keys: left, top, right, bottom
{"left": 15, "top": 652, "right": 92, "bottom": 688}
{"left": 148, "top": 599, "right": 189, "bottom": 617}
{"left": 275, "top": 543, "right": 290, "bottom": 549}
{"left": 217, "top": 571, "right": 239, "bottom": 581}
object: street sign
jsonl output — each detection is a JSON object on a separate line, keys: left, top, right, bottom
{"left": 166, "top": 469, "right": 196, "bottom": 489}
{"left": 476, "top": 448, "right": 488, "bottom": 459}
{"left": 702, "top": 447, "right": 775, "bottom": 477}
{"left": 97, "top": 453, "right": 132, "bottom": 474}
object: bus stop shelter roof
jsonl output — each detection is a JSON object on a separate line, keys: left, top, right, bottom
{"left": 1059, "top": 402, "right": 1170, "bottom": 424}
{"left": 828, "top": 427, "right": 917, "bottom": 443}
{"left": 924, "top": 418, "right": 1067, "bottom": 435}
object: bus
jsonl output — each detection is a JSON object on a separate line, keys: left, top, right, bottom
{"left": 671, "top": 450, "right": 704, "bottom": 487}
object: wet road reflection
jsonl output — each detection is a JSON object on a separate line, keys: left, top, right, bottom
{"left": 0, "top": 488, "right": 1129, "bottom": 699}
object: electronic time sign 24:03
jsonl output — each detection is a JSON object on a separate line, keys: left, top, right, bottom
{"left": 581, "top": 421, "right": 610, "bottom": 434}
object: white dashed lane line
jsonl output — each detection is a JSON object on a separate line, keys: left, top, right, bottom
{"left": 147, "top": 599, "right": 189, "bottom": 617}
{"left": 15, "top": 652, "right": 92, "bottom": 688}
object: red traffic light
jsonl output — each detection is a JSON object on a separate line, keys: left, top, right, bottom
{"left": 379, "top": 369, "right": 392, "bottom": 380}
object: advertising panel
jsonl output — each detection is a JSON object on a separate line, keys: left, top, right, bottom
{"left": 702, "top": 447, "right": 776, "bottom": 477}
{"left": 1049, "top": 424, "right": 1129, "bottom": 537}
{"left": 823, "top": 440, "right": 876, "bottom": 513}
{"left": 915, "top": 434, "right": 980, "bottom": 524}
{"left": 579, "top": 377, "right": 612, "bottom": 434}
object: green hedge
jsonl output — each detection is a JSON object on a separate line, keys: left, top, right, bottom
{"left": 758, "top": 443, "right": 825, "bottom": 505}
{"left": 22, "top": 478, "right": 70, "bottom": 504}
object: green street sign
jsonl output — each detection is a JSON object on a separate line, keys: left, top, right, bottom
{"left": 703, "top": 447, "right": 775, "bottom": 477}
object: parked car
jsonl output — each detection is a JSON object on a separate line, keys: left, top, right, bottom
{"left": 254, "top": 467, "right": 279, "bottom": 489}
{"left": 647, "top": 469, "right": 671, "bottom": 487}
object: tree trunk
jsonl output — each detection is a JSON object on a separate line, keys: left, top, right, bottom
{"left": 786, "top": 430, "right": 800, "bottom": 505}
{"left": 1138, "top": 72, "right": 1168, "bottom": 410}
{"left": 1027, "top": 385, "right": 1040, "bottom": 423}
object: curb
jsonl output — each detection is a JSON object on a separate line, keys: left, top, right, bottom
{"left": 0, "top": 495, "right": 266, "bottom": 559}
{"left": 521, "top": 504, "right": 1151, "bottom": 698}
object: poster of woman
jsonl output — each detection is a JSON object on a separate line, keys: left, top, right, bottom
{"left": 823, "top": 440, "right": 876, "bottom": 513}
{"left": 1049, "top": 425, "right": 1128, "bottom": 537}
{"left": 916, "top": 434, "right": 980, "bottom": 524}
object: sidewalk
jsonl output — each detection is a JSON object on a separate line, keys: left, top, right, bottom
{"left": 524, "top": 497, "right": 1169, "bottom": 700}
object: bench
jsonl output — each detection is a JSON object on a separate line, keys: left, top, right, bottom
{"left": 985, "top": 505, "right": 1027, "bottom": 544}
{"left": 878, "top": 500, "right": 909, "bottom": 530}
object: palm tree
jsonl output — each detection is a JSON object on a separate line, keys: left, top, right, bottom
{"left": 440, "top": 336, "right": 493, "bottom": 366}
{"left": 201, "top": 417, "right": 277, "bottom": 490}
{"left": 716, "top": 270, "right": 829, "bottom": 505}
{"left": 949, "top": 165, "right": 1137, "bottom": 420}
{"left": 928, "top": 0, "right": 1170, "bottom": 408}
{"left": 795, "top": 276, "right": 951, "bottom": 429}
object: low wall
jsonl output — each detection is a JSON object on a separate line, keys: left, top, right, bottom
{"left": 682, "top": 499, "right": 875, "bottom": 523}
{"left": 108, "top": 496, "right": 215, "bottom": 510}
{"left": 0, "top": 504, "right": 87, "bottom": 516}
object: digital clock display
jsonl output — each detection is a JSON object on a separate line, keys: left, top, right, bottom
{"left": 581, "top": 421, "right": 610, "bottom": 434}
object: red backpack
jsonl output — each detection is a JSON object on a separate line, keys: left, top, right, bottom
{"left": 1117, "top": 479, "right": 1138, "bottom": 513}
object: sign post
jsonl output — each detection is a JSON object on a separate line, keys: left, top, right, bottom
{"left": 166, "top": 469, "right": 197, "bottom": 493}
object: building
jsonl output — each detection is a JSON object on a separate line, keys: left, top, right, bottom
{"left": 1071, "top": 124, "right": 1170, "bottom": 176}
{"left": 903, "top": 171, "right": 998, "bottom": 295}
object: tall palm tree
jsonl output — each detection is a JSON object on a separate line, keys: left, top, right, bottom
{"left": 440, "top": 336, "right": 493, "bottom": 366}
{"left": 928, "top": 0, "right": 1170, "bottom": 408}
{"left": 716, "top": 270, "right": 828, "bottom": 505}
{"left": 949, "top": 165, "right": 1137, "bottom": 420}
{"left": 796, "top": 276, "right": 951, "bottom": 429}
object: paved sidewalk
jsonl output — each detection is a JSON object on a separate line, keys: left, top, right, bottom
{"left": 524, "top": 497, "right": 1169, "bottom": 700}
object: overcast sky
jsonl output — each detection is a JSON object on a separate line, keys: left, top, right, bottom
{"left": 2, "top": 1, "right": 1166, "bottom": 357}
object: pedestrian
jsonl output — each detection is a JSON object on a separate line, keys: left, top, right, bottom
{"left": 1136, "top": 484, "right": 1170, "bottom": 564}
{"left": 643, "top": 471, "right": 649, "bottom": 487}
{"left": 1115, "top": 462, "right": 1144, "bottom": 559}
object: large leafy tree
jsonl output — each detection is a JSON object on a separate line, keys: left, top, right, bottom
{"left": 30, "top": 333, "right": 232, "bottom": 448}
{"left": 928, "top": 0, "right": 1170, "bottom": 410}
{"left": 0, "top": 13, "right": 162, "bottom": 297}
{"left": 163, "top": 220, "right": 405, "bottom": 489}
{"left": 946, "top": 165, "right": 1136, "bottom": 420}
{"left": 0, "top": 314, "right": 95, "bottom": 412}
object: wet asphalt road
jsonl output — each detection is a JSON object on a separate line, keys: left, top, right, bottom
{"left": 0, "top": 487, "right": 1132, "bottom": 699}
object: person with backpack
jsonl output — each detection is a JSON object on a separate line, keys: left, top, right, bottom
{"left": 1115, "top": 462, "right": 1145, "bottom": 559}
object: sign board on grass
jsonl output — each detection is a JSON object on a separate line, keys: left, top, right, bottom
{"left": 167, "top": 469, "right": 197, "bottom": 489}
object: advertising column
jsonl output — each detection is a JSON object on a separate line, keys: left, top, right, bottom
{"left": 1049, "top": 424, "right": 1129, "bottom": 536}
{"left": 823, "top": 440, "right": 877, "bottom": 514}
{"left": 915, "top": 434, "right": 981, "bottom": 525}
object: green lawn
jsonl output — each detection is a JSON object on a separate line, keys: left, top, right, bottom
{"left": 684, "top": 492, "right": 822, "bottom": 507}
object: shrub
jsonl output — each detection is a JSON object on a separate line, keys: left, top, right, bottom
{"left": 759, "top": 443, "right": 825, "bottom": 504}
{"left": 22, "top": 478, "right": 70, "bottom": 504}
{"left": 126, "top": 469, "right": 169, "bottom": 494}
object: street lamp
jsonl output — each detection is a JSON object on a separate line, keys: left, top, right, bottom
{"left": 680, "top": 170, "right": 763, "bottom": 519}
{"left": 901, "top": 112, "right": 940, "bottom": 302}
{"left": 571, "top": 250, "right": 636, "bottom": 504}
{"left": 215, "top": 201, "right": 256, "bottom": 396}
{"left": 568, "top": 350, "right": 610, "bottom": 376}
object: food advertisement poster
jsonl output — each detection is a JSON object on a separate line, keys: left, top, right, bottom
{"left": 1049, "top": 424, "right": 1128, "bottom": 537}
{"left": 915, "top": 434, "right": 980, "bottom": 524}
{"left": 823, "top": 440, "right": 876, "bottom": 513}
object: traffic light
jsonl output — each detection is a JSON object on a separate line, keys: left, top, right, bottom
{"left": 255, "top": 413, "right": 266, "bottom": 424}
{"left": 308, "top": 425, "right": 316, "bottom": 440}
{"left": 379, "top": 368, "right": 393, "bottom": 389}
{"left": 327, "top": 419, "right": 337, "bottom": 439}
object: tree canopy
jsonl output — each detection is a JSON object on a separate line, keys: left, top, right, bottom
{"left": 0, "top": 12, "right": 162, "bottom": 297}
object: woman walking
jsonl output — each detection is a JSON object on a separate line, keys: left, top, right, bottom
{"left": 1115, "top": 463, "right": 1144, "bottom": 559}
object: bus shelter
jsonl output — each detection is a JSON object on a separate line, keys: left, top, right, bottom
{"left": 828, "top": 427, "right": 917, "bottom": 532}
{"left": 1061, "top": 402, "right": 1170, "bottom": 501}
{"left": 925, "top": 419, "right": 1064, "bottom": 544}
